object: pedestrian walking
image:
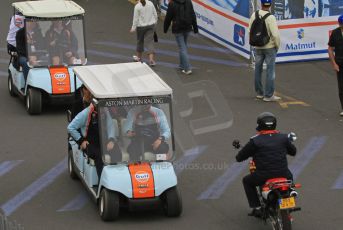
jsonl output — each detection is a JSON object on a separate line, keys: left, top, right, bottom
{"left": 328, "top": 14, "right": 343, "bottom": 117}
{"left": 130, "top": 0, "right": 158, "bottom": 66}
{"left": 163, "top": 0, "right": 198, "bottom": 75}
{"left": 249, "top": 0, "right": 281, "bottom": 102}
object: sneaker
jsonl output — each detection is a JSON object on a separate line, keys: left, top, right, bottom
{"left": 182, "top": 70, "right": 192, "bottom": 75}
{"left": 149, "top": 60, "right": 156, "bottom": 67}
{"left": 263, "top": 95, "right": 281, "bottom": 102}
{"left": 256, "top": 95, "right": 264, "bottom": 99}
{"left": 132, "top": 55, "right": 141, "bottom": 62}
{"left": 340, "top": 111, "right": 343, "bottom": 116}
{"left": 248, "top": 207, "right": 262, "bottom": 218}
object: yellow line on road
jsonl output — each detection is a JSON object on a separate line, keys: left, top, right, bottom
{"left": 275, "top": 92, "right": 310, "bottom": 109}
{"left": 128, "top": 0, "right": 138, "bottom": 4}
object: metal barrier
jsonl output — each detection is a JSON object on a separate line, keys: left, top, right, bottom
{"left": 0, "top": 213, "right": 24, "bottom": 230}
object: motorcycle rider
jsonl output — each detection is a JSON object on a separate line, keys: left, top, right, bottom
{"left": 235, "top": 112, "right": 296, "bottom": 217}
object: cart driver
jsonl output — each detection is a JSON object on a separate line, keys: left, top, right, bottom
{"left": 68, "top": 100, "right": 122, "bottom": 178}
{"left": 123, "top": 105, "right": 171, "bottom": 161}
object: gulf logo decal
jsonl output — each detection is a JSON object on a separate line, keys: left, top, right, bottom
{"left": 128, "top": 163, "right": 155, "bottom": 198}
{"left": 54, "top": 73, "right": 67, "bottom": 81}
{"left": 135, "top": 171, "right": 150, "bottom": 183}
{"left": 49, "top": 67, "right": 71, "bottom": 94}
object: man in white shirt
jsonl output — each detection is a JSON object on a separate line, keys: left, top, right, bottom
{"left": 6, "top": 14, "right": 25, "bottom": 53}
{"left": 249, "top": 0, "right": 281, "bottom": 102}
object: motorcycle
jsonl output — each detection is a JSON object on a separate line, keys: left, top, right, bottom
{"left": 232, "top": 135, "right": 301, "bottom": 230}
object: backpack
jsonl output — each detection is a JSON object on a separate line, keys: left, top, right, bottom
{"left": 249, "top": 11, "right": 271, "bottom": 47}
{"left": 175, "top": 1, "right": 192, "bottom": 30}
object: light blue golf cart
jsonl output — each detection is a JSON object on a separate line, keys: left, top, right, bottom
{"left": 67, "top": 63, "right": 182, "bottom": 221}
{"left": 8, "top": 0, "right": 86, "bottom": 114}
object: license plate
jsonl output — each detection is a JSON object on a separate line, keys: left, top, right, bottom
{"left": 279, "top": 197, "right": 296, "bottom": 209}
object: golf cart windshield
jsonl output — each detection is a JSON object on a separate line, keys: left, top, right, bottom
{"left": 98, "top": 95, "right": 174, "bottom": 164}
{"left": 25, "top": 16, "right": 86, "bottom": 67}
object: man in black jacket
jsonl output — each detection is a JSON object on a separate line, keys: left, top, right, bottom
{"left": 328, "top": 15, "right": 343, "bottom": 117}
{"left": 236, "top": 112, "right": 296, "bottom": 216}
{"left": 164, "top": 0, "right": 198, "bottom": 75}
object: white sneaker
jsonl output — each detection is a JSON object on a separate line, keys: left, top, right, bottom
{"left": 340, "top": 111, "right": 343, "bottom": 116}
{"left": 182, "top": 70, "right": 192, "bottom": 75}
{"left": 132, "top": 55, "right": 141, "bottom": 62}
{"left": 263, "top": 95, "right": 281, "bottom": 102}
{"left": 149, "top": 60, "right": 156, "bottom": 67}
{"left": 256, "top": 95, "right": 264, "bottom": 99}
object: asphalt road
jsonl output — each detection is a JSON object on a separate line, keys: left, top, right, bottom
{"left": 1, "top": 0, "right": 343, "bottom": 229}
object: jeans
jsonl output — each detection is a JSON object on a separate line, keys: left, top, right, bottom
{"left": 19, "top": 56, "right": 30, "bottom": 82}
{"left": 254, "top": 48, "right": 277, "bottom": 98}
{"left": 175, "top": 32, "right": 191, "bottom": 71}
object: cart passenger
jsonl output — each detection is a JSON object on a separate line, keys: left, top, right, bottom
{"left": 16, "top": 21, "right": 44, "bottom": 83}
{"left": 68, "top": 102, "right": 122, "bottom": 178}
{"left": 64, "top": 20, "right": 79, "bottom": 60}
{"left": 123, "top": 105, "right": 170, "bottom": 161}
{"left": 46, "top": 21, "right": 75, "bottom": 65}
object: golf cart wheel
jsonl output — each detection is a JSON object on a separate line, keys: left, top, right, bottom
{"left": 99, "top": 188, "right": 120, "bottom": 221}
{"left": 163, "top": 186, "right": 182, "bottom": 217}
{"left": 68, "top": 149, "right": 78, "bottom": 180}
{"left": 8, "top": 72, "right": 16, "bottom": 97}
{"left": 26, "top": 87, "right": 42, "bottom": 115}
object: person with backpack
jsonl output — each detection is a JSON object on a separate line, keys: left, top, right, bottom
{"left": 164, "top": 0, "right": 198, "bottom": 75}
{"left": 249, "top": 0, "right": 281, "bottom": 102}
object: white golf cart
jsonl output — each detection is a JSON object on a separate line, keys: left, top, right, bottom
{"left": 67, "top": 62, "right": 182, "bottom": 221}
{"left": 8, "top": 0, "right": 86, "bottom": 114}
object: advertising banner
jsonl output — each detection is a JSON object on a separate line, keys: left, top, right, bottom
{"left": 271, "top": 0, "right": 340, "bottom": 62}
{"left": 161, "top": 0, "right": 343, "bottom": 62}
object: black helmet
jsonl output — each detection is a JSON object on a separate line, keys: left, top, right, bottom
{"left": 256, "top": 112, "right": 277, "bottom": 131}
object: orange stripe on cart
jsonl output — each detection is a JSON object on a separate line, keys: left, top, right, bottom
{"left": 49, "top": 66, "right": 71, "bottom": 94}
{"left": 128, "top": 163, "right": 155, "bottom": 199}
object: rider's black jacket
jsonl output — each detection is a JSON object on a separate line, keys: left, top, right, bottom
{"left": 236, "top": 132, "right": 296, "bottom": 177}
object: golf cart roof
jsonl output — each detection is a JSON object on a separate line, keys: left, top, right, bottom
{"left": 12, "top": 0, "right": 85, "bottom": 18}
{"left": 73, "top": 63, "right": 173, "bottom": 98}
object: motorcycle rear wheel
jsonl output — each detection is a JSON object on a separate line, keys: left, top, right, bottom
{"left": 270, "top": 209, "right": 292, "bottom": 230}
{"left": 280, "top": 210, "right": 292, "bottom": 230}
